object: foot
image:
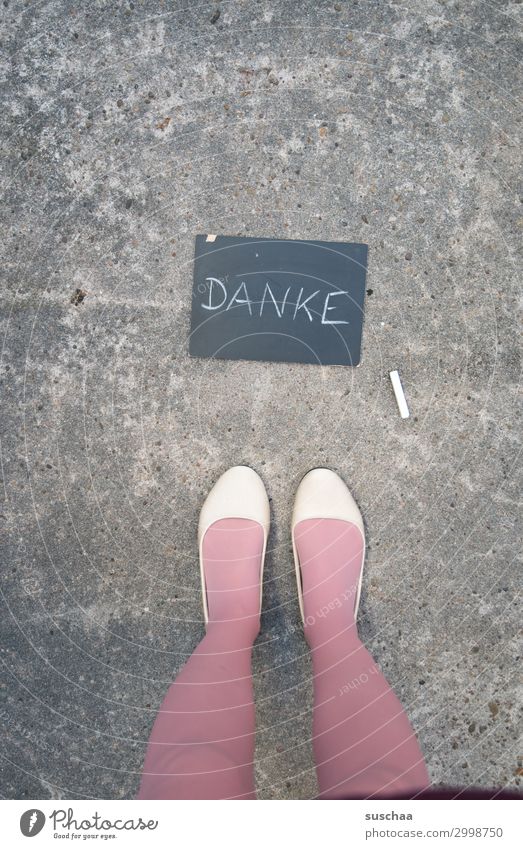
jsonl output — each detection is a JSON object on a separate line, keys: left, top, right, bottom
{"left": 292, "top": 469, "right": 365, "bottom": 636}
{"left": 198, "top": 466, "right": 270, "bottom": 625}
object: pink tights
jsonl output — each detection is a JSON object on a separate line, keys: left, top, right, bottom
{"left": 138, "top": 518, "right": 429, "bottom": 799}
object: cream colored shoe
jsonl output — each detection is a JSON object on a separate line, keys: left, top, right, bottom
{"left": 291, "top": 468, "right": 365, "bottom": 623}
{"left": 198, "top": 465, "right": 270, "bottom": 623}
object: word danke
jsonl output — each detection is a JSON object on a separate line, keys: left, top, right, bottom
{"left": 201, "top": 277, "right": 350, "bottom": 325}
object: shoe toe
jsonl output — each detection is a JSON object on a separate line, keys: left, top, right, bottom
{"left": 292, "top": 468, "right": 364, "bottom": 536}
{"left": 198, "top": 465, "right": 270, "bottom": 545}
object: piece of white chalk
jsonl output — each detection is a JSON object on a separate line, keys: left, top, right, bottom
{"left": 389, "top": 370, "right": 410, "bottom": 419}
{"left": 206, "top": 234, "right": 217, "bottom": 242}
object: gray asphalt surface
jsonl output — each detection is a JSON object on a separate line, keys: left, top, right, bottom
{"left": 0, "top": 0, "right": 521, "bottom": 799}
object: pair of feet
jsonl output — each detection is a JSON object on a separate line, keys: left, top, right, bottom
{"left": 139, "top": 466, "right": 430, "bottom": 800}
{"left": 198, "top": 466, "right": 365, "bottom": 638}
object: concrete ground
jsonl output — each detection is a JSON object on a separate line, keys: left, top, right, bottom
{"left": 0, "top": 0, "right": 521, "bottom": 800}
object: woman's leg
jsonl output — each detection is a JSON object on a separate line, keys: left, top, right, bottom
{"left": 138, "top": 518, "right": 264, "bottom": 800}
{"left": 295, "top": 517, "right": 429, "bottom": 799}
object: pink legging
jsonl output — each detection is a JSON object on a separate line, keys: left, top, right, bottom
{"left": 138, "top": 518, "right": 429, "bottom": 799}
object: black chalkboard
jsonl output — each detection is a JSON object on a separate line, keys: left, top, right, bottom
{"left": 189, "top": 235, "right": 368, "bottom": 366}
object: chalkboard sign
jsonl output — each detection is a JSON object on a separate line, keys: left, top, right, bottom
{"left": 189, "top": 235, "right": 368, "bottom": 366}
